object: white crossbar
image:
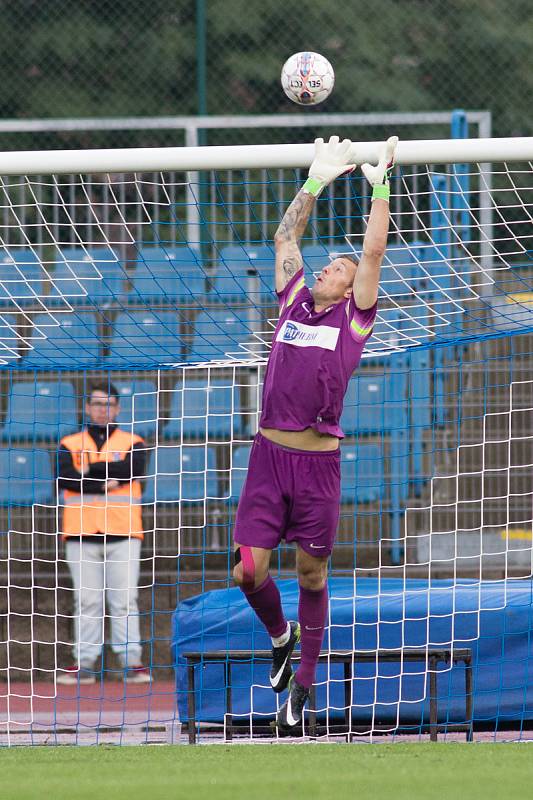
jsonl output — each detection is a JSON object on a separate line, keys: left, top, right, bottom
{"left": 0, "top": 137, "right": 531, "bottom": 175}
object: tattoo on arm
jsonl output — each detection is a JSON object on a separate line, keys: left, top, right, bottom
{"left": 275, "top": 189, "right": 316, "bottom": 243}
{"left": 281, "top": 252, "right": 302, "bottom": 280}
{"left": 274, "top": 189, "right": 315, "bottom": 290}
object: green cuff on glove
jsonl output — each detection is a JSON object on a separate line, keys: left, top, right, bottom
{"left": 302, "top": 177, "right": 324, "bottom": 197}
{"left": 372, "top": 183, "right": 390, "bottom": 202}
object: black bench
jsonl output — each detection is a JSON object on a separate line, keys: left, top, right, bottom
{"left": 183, "top": 647, "right": 473, "bottom": 744}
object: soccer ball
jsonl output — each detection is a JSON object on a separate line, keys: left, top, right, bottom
{"left": 280, "top": 52, "right": 335, "bottom": 106}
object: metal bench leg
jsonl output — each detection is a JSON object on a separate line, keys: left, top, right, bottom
{"left": 465, "top": 658, "right": 473, "bottom": 742}
{"left": 429, "top": 657, "right": 438, "bottom": 742}
{"left": 225, "top": 662, "right": 233, "bottom": 741}
{"left": 187, "top": 663, "right": 197, "bottom": 745}
{"left": 344, "top": 660, "right": 352, "bottom": 741}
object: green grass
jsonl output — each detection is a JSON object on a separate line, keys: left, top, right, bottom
{"left": 2, "top": 743, "right": 532, "bottom": 800}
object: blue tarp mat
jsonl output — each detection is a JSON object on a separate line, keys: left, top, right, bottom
{"left": 172, "top": 577, "right": 533, "bottom": 726}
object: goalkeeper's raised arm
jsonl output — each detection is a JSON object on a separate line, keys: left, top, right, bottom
{"left": 273, "top": 135, "right": 355, "bottom": 293}
{"left": 352, "top": 135, "right": 399, "bottom": 310}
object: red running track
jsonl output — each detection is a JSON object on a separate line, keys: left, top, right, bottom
{"left": 0, "top": 680, "right": 179, "bottom": 745}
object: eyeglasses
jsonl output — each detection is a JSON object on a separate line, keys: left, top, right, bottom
{"left": 89, "top": 400, "right": 118, "bottom": 408}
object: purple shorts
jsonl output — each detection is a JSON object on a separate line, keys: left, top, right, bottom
{"left": 233, "top": 432, "right": 341, "bottom": 557}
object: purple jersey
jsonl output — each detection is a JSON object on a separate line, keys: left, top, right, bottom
{"left": 259, "top": 268, "right": 377, "bottom": 438}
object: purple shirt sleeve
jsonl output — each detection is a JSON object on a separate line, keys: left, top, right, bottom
{"left": 276, "top": 268, "right": 306, "bottom": 312}
{"left": 346, "top": 295, "right": 378, "bottom": 342}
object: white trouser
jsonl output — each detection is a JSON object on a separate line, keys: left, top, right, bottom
{"left": 64, "top": 537, "right": 142, "bottom": 668}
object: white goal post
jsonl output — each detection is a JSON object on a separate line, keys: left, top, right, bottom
{"left": 0, "top": 135, "right": 532, "bottom": 174}
{"left": 1, "top": 133, "right": 533, "bottom": 746}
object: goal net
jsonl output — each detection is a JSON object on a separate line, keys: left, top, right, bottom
{"left": 0, "top": 136, "right": 532, "bottom": 744}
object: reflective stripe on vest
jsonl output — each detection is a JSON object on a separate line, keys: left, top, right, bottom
{"left": 60, "top": 428, "right": 144, "bottom": 539}
{"left": 63, "top": 494, "right": 142, "bottom": 506}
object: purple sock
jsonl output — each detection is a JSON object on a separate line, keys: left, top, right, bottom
{"left": 295, "top": 584, "right": 328, "bottom": 689}
{"left": 241, "top": 575, "right": 287, "bottom": 639}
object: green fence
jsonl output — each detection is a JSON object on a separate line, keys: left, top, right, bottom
{"left": 0, "top": 0, "right": 530, "bottom": 149}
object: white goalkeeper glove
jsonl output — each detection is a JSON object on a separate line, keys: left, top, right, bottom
{"left": 303, "top": 135, "right": 356, "bottom": 197}
{"left": 361, "top": 135, "right": 399, "bottom": 202}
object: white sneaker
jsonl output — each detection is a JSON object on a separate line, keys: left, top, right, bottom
{"left": 57, "top": 664, "right": 96, "bottom": 685}
{"left": 125, "top": 664, "right": 151, "bottom": 684}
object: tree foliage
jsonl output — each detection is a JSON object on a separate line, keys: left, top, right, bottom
{"left": 0, "top": 0, "right": 530, "bottom": 137}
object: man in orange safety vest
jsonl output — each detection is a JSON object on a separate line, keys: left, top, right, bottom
{"left": 56, "top": 381, "right": 149, "bottom": 685}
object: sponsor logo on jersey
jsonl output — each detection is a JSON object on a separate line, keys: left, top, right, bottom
{"left": 277, "top": 319, "right": 340, "bottom": 351}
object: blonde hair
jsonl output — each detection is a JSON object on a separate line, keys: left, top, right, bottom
{"left": 339, "top": 253, "right": 359, "bottom": 268}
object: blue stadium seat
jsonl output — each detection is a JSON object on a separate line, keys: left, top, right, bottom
{"left": 398, "top": 302, "right": 434, "bottom": 347}
{"left": 341, "top": 362, "right": 409, "bottom": 507}
{"left": 407, "top": 347, "right": 432, "bottom": 494}
{"left": 301, "top": 243, "right": 340, "bottom": 274}
{"left": 379, "top": 245, "right": 417, "bottom": 300}
{"left": 363, "top": 303, "right": 433, "bottom": 361}
{"left": 364, "top": 307, "right": 403, "bottom": 361}
{"left": 345, "top": 308, "right": 427, "bottom": 508}
{"left": 21, "top": 311, "right": 100, "bottom": 368}
{"left": 144, "top": 445, "right": 218, "bottom": 503}
{"left": 229, "top": 443, "right": 252, "bottom": 503}
{"left": 162, "top": 379, "right": 245, "bottom": 440}
{"left": 179, "top": 445, "right": 219, "bottom": 501}
{"left": 371, "top": 306, "right": 437, "bottom": 497}
{"left": 301, "top": 243, "right": 326, "bottom": 273}
{"left": 114, "top": 379, "right": 158, "bottom": 439}
{"left": 0, "top": 448, "right": 54, "bottom": 506}
{"left": 340, "top": 443, "right": 384, "bottom": 504}
{"left": 414, "top": 240, "right": 471, "bottom": 294}
{"left": 411, "top": 242, "right": 445, "bottom": 279}
{"left": 0, "top": 248, "right": 46, "bottom": 306}
{"left": 392, "top": 296, "right": 448, "bottom": 428}
{"left": 129, "top": 246, "right": 205, "bottom": 304}
{"left": 352, "top": 308, "right": 434, "bottom": 505}
{"left": 107, "top": 310, "right": 182, "bottom": 366}
{"left": 340, "top": 371, "right": 407, "bottom": 437}
{"left": 0, "top": 314, "right": 23, "bottom": 363}
{"left": 411, "top": 242, "right": 468, "bottom": 341}
{"left": 48, "top": 247, "right": 126, "bottom": 307}
{"left": 389, "top": 309, "right": 436, "bottom": 494}
{"left": 218, "top": 245, "right": 275, "bottom": 277}
{"left": 0, "top": 381, "right": 78, "bottom": 442}
{"left": 187, "top": 308, "right": 249, "bottom": 363}
{"left": 410, "top": 243, "right": 466, "bottom": 425}
{"left": 214, "top": 245, "right": 275, "bottom": 302}
{"left": 409, "top": 240, "right": 472, "bottom": 381}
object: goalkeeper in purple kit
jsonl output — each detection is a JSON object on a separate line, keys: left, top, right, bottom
{"left": 233, "top": 134, "right": 398, "bottom": 732}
